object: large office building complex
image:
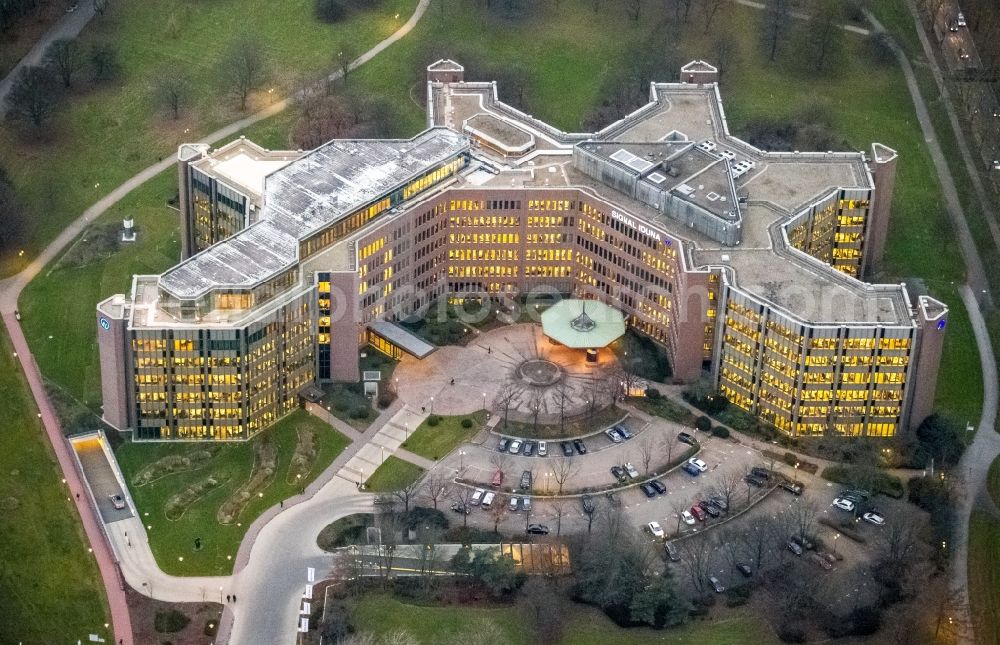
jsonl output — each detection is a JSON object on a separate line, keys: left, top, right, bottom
{"left": 97, "top": 60, "right": 947, "bottom": 441}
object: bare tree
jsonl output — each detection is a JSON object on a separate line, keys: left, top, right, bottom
{"left": 93, "top": 0, "right": 110, "bottom": 16}
{"left": 374, "top": 511, "right": 402, "bottom": 586}
{"left": 529, "top": 394, "right": 542, "bottom": 432}
{"left": 677, "top": 538, "right": 715, "bottom": 595}
{"left": 489, "top": 494, "right": 508, "bottom": 533}
{"left": 43, "top": 38, "right": 82, "bottom": 88}
{"left": 550, "top": 456, "right": 580, "bottom": 494}
{"left": 220, "top": 33, "right": 269, "bottom": 110}
{"left": 424, "top": 472, "right": 450, "bottom": 510}
{"left": 493, "top": 382, "right": 521, "bottom": 430}
{"left": 582, "top": 495, "right": 600, "bottom": 534}
{"left": 739, "top": 516, "right": 780, "bottom": 571}
{"left": 518, "top": 576, "right": 564, "bottom": 642}
{"left": 762, "top": 0, "right": 792, "bottom": 61}
{"left": 152, "top": 68, "right": 190, "bottom": 119}
{"left": 713, "top": 36, "right": 738, "bottom": 83}
{"left": 715, "top": 527, "right": 745, "bottom": 573}
{"left": 550, "top": 498, "right": 568, "bottom": 536}
{"left": 555, "top": 380, "right": 570, "bottom": 430}
{"left": 489, "top": 451, "right": 511, "bottom": 480}
{"left": 702, "top": 0, "right": 725, "bottom": 33}
{"left": 787, "top": 500, "right": 818, "bottom": 542}
{"left": 452, "top": 486, "right": 475, "bottom": 527}
{"left": 392, "top": 479, "right": 420, "bottom": 514}
{"left": 637, "top": 435, "right": 655, "bottom": 475}
{"left": 627, "top": 0, "right": 641, "bottom": 20}
{"left": 335, "top": 42, "right": 358, "bottom": 84}
{"left": 806, "top": 0, "right": 843, "bottom": 72}
{"left": 711, "top": 471, "right": 742, "bottom": 513}
{"left": 6, "top": 66, "right": 60, "bottom": 131}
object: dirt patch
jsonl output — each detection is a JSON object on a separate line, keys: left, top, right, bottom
{"left": 217, "top": 438, "right": 277, "bottom": 524}
{"left": 126, "top": 585, "right": 222, "bottom": 645}
{"left": 164, "top": 472, "right": 231, "bottom": 521}
{"left": 133, "top": 447, "right": 221, "bottom": 487}
{"left": 287, "top": 427, "right": 319, "bottom": 483}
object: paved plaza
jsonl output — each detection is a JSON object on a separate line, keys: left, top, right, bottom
{"left": 392, "top": 323, "right": 621, "bottom": 420}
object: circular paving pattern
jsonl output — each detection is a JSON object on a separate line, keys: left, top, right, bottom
{"left": 516, "top": 359, "right": 562, "bottom": 386}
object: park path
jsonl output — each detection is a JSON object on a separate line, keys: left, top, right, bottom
{"left": 0, "top": 2, "right": 431, "bottom": 643}
{"left": 0, "top": 1, "right": 97, "bottom": 113}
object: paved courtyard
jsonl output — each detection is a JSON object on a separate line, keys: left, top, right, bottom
{"left": 393, "top": 323, "right": 621, "bottom": 420}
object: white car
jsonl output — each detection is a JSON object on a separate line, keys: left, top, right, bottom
{"left": 862, "top": 511, "right": 885, "bottom": 525}
{"left": 832, "top": 497, "right": 856, "bottom": 512}
{"left": 648, "top": 521, "right": 665, "bottom": 538}
{"left": 481, "top": 491, "right": 496, "bottom": 508}
{"left": 605, "top": 428, "right": 623, "bottom": 443}
{"left": 687, "top": 457, "right": 708, "bottom": 472}
{"left": 109, "top": 494, "right": 126, "bottom": 510}
{"left": 470, "top": 488, "right": 485, "bottom": 506}
{"left": 623, "top": 462, "right": 639, "bottom": 478}
{"left": 509, "top": 496, "right": 520, "bottom": 511}
{"left": 508, "top": 439, "right": 522, "bottom": 454}
{"left": 537, "top": 441, "right": 547, "bottom": 457}
{"left": 680, "top": 510, "right": 695, "bottom": 525}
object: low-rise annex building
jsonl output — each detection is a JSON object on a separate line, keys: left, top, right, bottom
{"left": 96, "top": 60, "right": 947, "bottom": 442}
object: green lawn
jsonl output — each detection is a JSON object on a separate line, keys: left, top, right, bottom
{"left": 0, "top": 332, "right": 110, "bottom": 643}
{"left": 404, "top": 411, "right": 486, "bottom": 461}
{"left": 0, "top": 0, "right": 417, "bottom": 275}
{"left": 988, "top": 456, "right": 1000, "bottom": 508}
{"left": 969, "top": 511, "right": 1000, "bottom": 645}
{"left": 347, "top": 594, "right": 777, "bottom": 644}
{"left": 364, "top": 456, "right": 425, "bottom": 492}
{"left": 115, "top": 409, "right": 349, "bottom": 576}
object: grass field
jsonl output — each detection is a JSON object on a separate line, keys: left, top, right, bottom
{"left": 0, "top": 332, "right": 110, "bottom": 643}
{"left": 0, "top": 0, "right": 416, "bottom": 275}
{"left": 116, "top": 410, "right": 349, "bottom": 576}
{"left": 364, "top": 456, "right": 425, "bottom": 492}
{"left": 969, "top": 510, "right": 1000, "bottom": 645}
{"left": 404, "top": 411, "right": 487, "bottom": 461}
{"left": 348, "top": 594, "right": 777, "bottom": 644}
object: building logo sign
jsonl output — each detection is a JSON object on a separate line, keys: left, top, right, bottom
{"left": 100, "top": 318, "right": 110, "bottom": 331}
{"left": 611, "top": 209, "right": 665, "bottom": 243}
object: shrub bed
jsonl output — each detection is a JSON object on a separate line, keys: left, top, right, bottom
{"left": 822, "top": 464, "right": 904, "bottom": 498}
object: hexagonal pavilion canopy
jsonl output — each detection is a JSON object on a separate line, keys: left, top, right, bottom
{"left": 541, "top": 299, "right": 626, "bottom": 348}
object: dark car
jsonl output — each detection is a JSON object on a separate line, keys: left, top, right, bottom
{"left": 450, "top": 502, "right": 470, "bottom": 514}
{"left": 610, "top": 465, "right": 627, "bottom": 483}
{"left": 664, "top": 541, "right": 680, "bottom": 562}
{"left": 779, "top": 480, "right": 803, "bottom": 495}
{"left": 682, "top": 463, "right": 701, "bottom": 477}
{"left": 523, "top": 440, "right": 535, "bottom": 457}
{"left": 526, "top": 524, "right": 550, "bottom": 535}
{"left": 582, "top": 494, "right": 595, "bottom": 514}
{"left": 639, "top": 482, "right": 656, "bottom": 498}
{"left": 677, "top": 432, "right": 696, "bottom": 445}
{"left": 573, "top": 439, "right": 587, "bottom": 455}
{"left": 708, "top": 496, "right": 728, "bottom": 512}
{"left": 520, "top": 470, "right": 533, "bottom": 490}
{"left": 698, "top": 500, "right": 721, "bottom": 518}
{"left": 615, "top": 424, "right": 633, "bottom": 440}
{"left": 840, "top": 488, "right": 871, "bottom": 500}
{"left": 497, "top": 438, "right": 510, "bottom": 452}
{"left": 744, "top": 474, "right": 765, "bottom": 487}
{"left": 560, "top": 441, "right": 574, "bottom": 457}
{"left": 750, "top": 466, "right": 770, "bottom": 480}
{"left": 736, "top": 563, "right": 753, "bottom": 578}
{"left": 649, "top": 480, "right": 667, "bottom": 494}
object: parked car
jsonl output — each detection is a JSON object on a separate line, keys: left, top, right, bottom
{"left": 509, "top": 496, "right": 520, "bottom": 511}
{"left": 787, "top": 540, "right": 803, "bottom": 556}
{"left": 623, "top": 462, "right": 639, "bottom": 478}
{"left": 863, "top": 511, "right": 885, "bottom": 526}
{"left": 744, "top": 474, "right": 765, "bottom": 487}
{"left": 522, "top": 440, "right": 535, "bottom": 457}
{"left": 750, "top": 466, "right": 770, "bottom": 480}
{"left": 537, "top": 441, "right": 547, "bottom": 457}
{"left": 481, "top": 491, "right": 496, "bottom": 508}
{"left": 522, "top": 497, "right": 532, "bottom": 512}
{"left": 708, "top": 496, "right": 728, "bottom": 512}
{"left": 689, "top": 505, "right": 707, "bottom": 521}
{"left": 497, "top": 438, "right": 510, "bottom": 452}
{"left": 615, "top": 424, "right": 633, "bottom": 440}
{"left": 471, "top": 488, "right": 485, "bottom": 506}
{"left": 840, "top": 488, "right": 871, "bottom": 501}
{"left": 779, "top": 480, "right": 804, "bottom": 496}
{"left": 109, "top": 494, "right": 126, "bottom": 510}
{"left": 790, "top": 534, "right": 814, "bottom": 551}
{"left": 957, "top": 11, "right": 966, "bottom": 27}
{"left": 649, "top": 480, "right": 667, "bottom": 494}
{"left": 605, "top": 428, "right": 623, "bottom": 443}
{"left": 491, "top": 469, "right": 503, "bottom": 488}
{"left": 683, "top": 463, "right": 701, "bottom": 477}
{"left": 640, "top": 482, "right": 656, "bottom": 498}
{"left": 949, "top": 19, "right": 959, "bottom": 32}
{"left": 610, "top": 465, "right": 627, "bottom": 483}
{"left": 687, "top": 457, "right": 708, "bottom": 472}
{"left": 736, "top": 563, "right": 752, "bottom": 577}
{"left": 665, "top": 541, "right": 680, "bottom": 562}
{"left": 520, "top": 470, "right": 533, "bottom": 490}
{"left": 680, "top": 510, "right": 695, "bottom": 525}
{"left": 708, "top": 575, "right": 725, "bottom": 593}
{"left": 560, "top": 441, "right": 574, "bottom": 457}
{"left": 810, "top": 553, "right": 833, "bottom": 571}
{"left": 677, "top": 432, "right": 696, "bottom": 445}
{"left": 65, "top": 3, "right": 77, "bottom": 12}
{"left": 526, "top": 523, "right": 549, "bottom": 535}
{"left": 698, "top": 501, "right": 721, "bottom": 518}
{"left": 832, "top": 497, "right": 856, "bottom": 513}
{"left": 573, "top": 439, "right": 587, "bottom": 455}
{"left": 581, "top": 494, "right": 595, "bottom": 514}
{"left": 648, "top": 521, "right": 665, "bottom": 538}
{"left": 508, "top": 439, "right": 523, "bottom": 454}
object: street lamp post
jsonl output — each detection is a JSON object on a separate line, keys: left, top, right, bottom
{"left": 482, "top": 392, "right": 487, "bottom": 410}
{"left": 219, "top": 585, "right": 224, "bottom": 603}
{"left": 794, "top": 462, "right": 800, "bottom": 484}
{"left": 430, "top": 396, "right": 434, "bottom": 415}
{"left": 833, "top": 533, "right": 839, "bottom": 556}
{"left": 459, "top": 450, "right": 466, "bottom": 470}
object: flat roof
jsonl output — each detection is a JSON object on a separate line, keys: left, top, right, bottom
{"left": 369, "top": 321, "right": 437, "bottom": 358}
